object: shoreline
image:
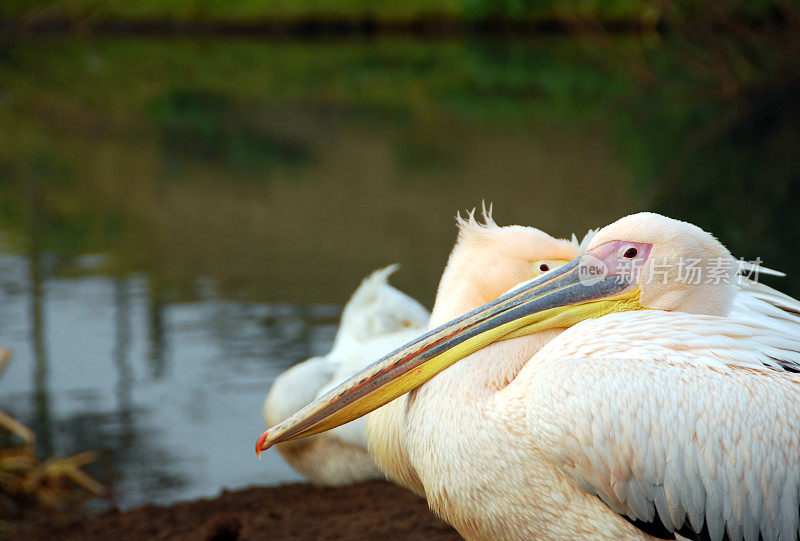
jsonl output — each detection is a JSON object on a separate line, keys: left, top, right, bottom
{"left": 0, "top": 481, "right": 460, "bottom": 541}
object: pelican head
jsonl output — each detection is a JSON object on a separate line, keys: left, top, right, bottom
{"left": 256, "top": 212, "right": 733, "bottom": 454}
{"left": 587, "top": 212, "right": 737, "bottom": 316}
{"left": 430, "top": 209, "right": 583, "bottom": 327}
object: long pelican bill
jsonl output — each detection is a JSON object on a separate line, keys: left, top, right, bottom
{"left": 256, "top": 241, "right": 652, "bottom": 456}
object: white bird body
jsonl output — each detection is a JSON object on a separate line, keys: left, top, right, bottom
{"left": 392, "top": 310, "right": 800, "bottom": 540}
{"left": 517, "top": 312, "right": 800, "bottom": 540}
{"left": 367, "top": 213, "right": 800, "bottom": 540}
{"left": 263, "top": 265, "right": 429, "bottom": 485}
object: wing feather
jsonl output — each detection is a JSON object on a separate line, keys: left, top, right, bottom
{"left": 732, "top": 279, "right": 800, "bottom": 340}
{"left": 522, "top": 312, "right": 800, "bottom": 541}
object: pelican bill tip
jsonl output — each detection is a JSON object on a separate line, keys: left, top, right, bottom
{"left": 255, "top": 430, "right": 271, "bottom": 458}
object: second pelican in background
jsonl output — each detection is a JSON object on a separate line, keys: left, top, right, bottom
{"left": 263, "top": 265, "right": 429, "bottom": 485}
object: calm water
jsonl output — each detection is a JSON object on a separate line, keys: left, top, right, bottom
{"left": 0, "top": 249, "right": 317, "bottom": 507}
{"left": 0, "top": 35, "right": 797, "bottom": 510}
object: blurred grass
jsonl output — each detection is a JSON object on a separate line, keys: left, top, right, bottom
{"left": 2, "top": 0, "right": 788, "bottom": 28}
{"left": 0, "top": 37, "right": 647, "bottom": 302}
{"left": 2, "top": 0, "right": 656, "bottom": 24}
{"left": 0, "top": 1, "right": 798, "bottom": 299}
{"left": 0, "top": 37, "right": 634, "bottom": 134}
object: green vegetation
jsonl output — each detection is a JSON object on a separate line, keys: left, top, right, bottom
{"left": 3, "top": 0, "right": 788, "bottom": 27}
{"left": 0, "top": 36, "right": 646, "bottom": 301}
{"left": 613, "top": 5, "right": 800, "bottom": 293}
{"left": 3, "top": 0, "right": 655, "bottom": 24}
{"left": 0, "top": 0, "right": 798, "bottom": 299}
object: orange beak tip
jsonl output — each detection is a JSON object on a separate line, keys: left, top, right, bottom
{"left": 255, "top": 430, "right": 270, "bottom": 459}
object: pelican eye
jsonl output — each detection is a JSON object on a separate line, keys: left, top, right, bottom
{"left": 531, "top": 259, "right": 568, "bottom": 277}
{"left": 623, "top": 247, "right": 638, "bottom": 259}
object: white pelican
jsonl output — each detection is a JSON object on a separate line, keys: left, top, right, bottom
{"left": 359, "top": 210, "right": 586, "bottom": 495}
{"left": 258, "top": 212, "right": 800, "bottom": 540}
{"left": 262, "top": 264, "right": 429, "bottom": 485}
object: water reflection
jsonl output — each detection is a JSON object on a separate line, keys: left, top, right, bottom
{"left": 0, "top": 253, "right": 335, "bottom": 509}
{"left": 25, "top": 179, "right": 53, "bottom": 457}
{"left": 112, "top": 277, "right": 134, "bottom": 454}
{"left": 146, "top": 282, "right": 167, "bottom": 380}
{"left": 0, "top": 37, "right": 648, "bottom": 306}
{"left": 153, "top": 89, "right": 315, "bottom": 175}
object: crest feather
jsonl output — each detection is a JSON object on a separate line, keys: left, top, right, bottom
{"left": 456, "top": 201, "right": 499, "bottom": 241}
{"left": 570, "top": 229, "right": 596, "bottom": 253}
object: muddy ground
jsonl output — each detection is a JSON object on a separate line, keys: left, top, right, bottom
{"left": 2, "top": 481, "right": 460, "bottom": 540}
